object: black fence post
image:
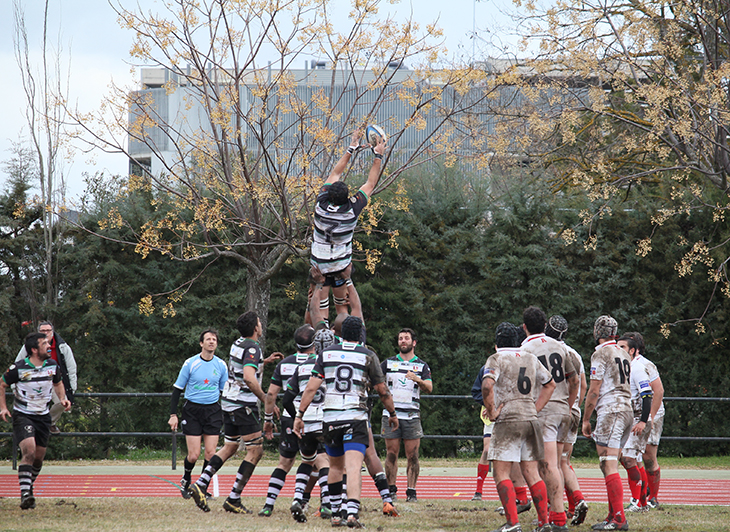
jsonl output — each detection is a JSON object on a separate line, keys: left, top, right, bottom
{"left": 172, "top": 431, "right": 177, "bottom": 470}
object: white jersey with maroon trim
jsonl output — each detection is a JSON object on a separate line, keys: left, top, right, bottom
{"left": 590, "top": 340, "right": 632, "bottom": 414}
{"left": 484, "top": 347, "right": 553, "bottom": 423}
{"left": 521, "top": 333, "right": 577, "bottom": 417}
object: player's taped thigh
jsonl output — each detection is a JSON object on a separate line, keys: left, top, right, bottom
{"left": 300, "top": 449, "right": 317, "bottom": 462}
{"left": 333, "top": 296, "right": 347, "bottom": 306}
{"left": 243, "top": 435, "right": 264, "bottom": 448}
{"left": 599, "top": 455, "right": 619, "bottom": 462}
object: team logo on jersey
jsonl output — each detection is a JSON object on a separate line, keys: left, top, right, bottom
{"left": 590, "top": 367, "right": 598, "bottom": 377}
{"left": 484, "top": 368, "right": 496, "bottom": 378}
{"left": 248, "top": 348, "right": 256, "bottom": 354}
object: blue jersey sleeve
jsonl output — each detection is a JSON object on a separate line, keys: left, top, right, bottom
{"left": 173, "top": 359, "right": 192, "bottom": 390}
{"left": 218, "top": 358, "right": 228, "bottom": 391}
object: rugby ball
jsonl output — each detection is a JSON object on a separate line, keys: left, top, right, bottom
{"left": 366, "top": 124, "right": 387, "bottom": 146}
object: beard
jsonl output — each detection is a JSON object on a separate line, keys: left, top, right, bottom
{"left": 398, "top": 343, "right": 413, "bottom": 354}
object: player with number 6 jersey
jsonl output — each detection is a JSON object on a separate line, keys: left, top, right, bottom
{"left": 483, "top": 322, "right": 555, "bottom": 532}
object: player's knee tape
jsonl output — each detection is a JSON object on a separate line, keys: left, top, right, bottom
{"left": 561, "top": 452, "right": 569, "bottom": 458}
{"left": 599, "top": 455, "right": 619, "bottom": 462}
{"left": 319, "top": 299, "right": 329, "bottom": 310}
{"left": 334, "top": 296, "right": 347, "bottom": 307}
{"left": 225, "top": 435, "right": 242, "bottom": 445}
{"left": 243, "top": 436, "right": 264, "bottom": 448}
{"left": 345, "top": 279, "right": 353, "bottom": 287}
{"left": 301, "top": 450, "right": 317, "bottom": 462}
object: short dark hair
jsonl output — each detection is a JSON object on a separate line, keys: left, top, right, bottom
{"left": 495, "top": 322, "right": 520, "bottom": 348}
{"left": 25, "top": 332, "right": 46, "bottom": 356}
{"left": 295, "top": 325, "right": 316, "bottom": 349}
{"left": 328, "top": 181, "right": 349, "bottom": 206}
{"left": 398, "top": 328, "right": 417, "bottom": 342}
{"left": 617, "top": 335, "right": 639, "bottom": 353}
{"left": 523, "top": 306, "right": 547, "bottom": 335}
{"left": 623, "top": 331, "right": 645, "bottom": 354}
{"left": 199, "top": 328, "right": 219, "bottom": 343}
{"left": 237, "top": 311, "right": 259, "bottom": 337}
{"left": 333, "top": 312, "right": 349, "bottom": 336}
{"left": 38, "top": 320, "right": 54, "bottom": 332}
{"left": 341, "top": 316, "right": 363, "bottom": 342}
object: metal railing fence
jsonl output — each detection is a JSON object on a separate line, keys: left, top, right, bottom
{"left": 3, "top": 393, "right": 729, "bottom": 470}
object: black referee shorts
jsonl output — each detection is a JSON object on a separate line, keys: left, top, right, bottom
{"left": 181, "top": 401, "right": 223, "bottom": 436}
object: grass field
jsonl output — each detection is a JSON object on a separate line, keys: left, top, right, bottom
{"left": 2, "top": 496, "right": 729, "bottom": 532}
{"left": 3, "top": 454, "right": 729, "bottom": 531}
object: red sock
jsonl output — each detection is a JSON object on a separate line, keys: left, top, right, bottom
{"left": 626, "top": 466, "right": 642, "bottom": 500}
{"left": 476, "top": 463, "right": 490, "bottom": 494}
{"left": 605, "top": 473, "right": 625, "bottom": 523}
{"left": 549, "top": 509, "right": 567, "bottom": 526}
{"left": 573, "top": 489, "right": 585, "bottom": 502}
{"left": 639, "top": 466, "right": 648, "bottom": 505}
{"left": 496, "top": 480, "right": 519, "bottom": 526}
{"left": 515, "top": 485, "right": 529, "bottom": 505}
{"left": 647, "top": 467, "right": 661, "bottom": 500}
{"left": 529, "top": 480, "right": 549, "bottom": 527}
{"left": 565, "top": 487, "right": 576, "bottom": 513}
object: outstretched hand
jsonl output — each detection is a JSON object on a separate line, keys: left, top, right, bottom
{"left": 264, "top": 352, "right": 284, "bottom": 364}
{"left": 350, "top": 128, "right": 364, "bottom": 149}
{"left": 372, "top": 136, "right": 387, "bottom": 157}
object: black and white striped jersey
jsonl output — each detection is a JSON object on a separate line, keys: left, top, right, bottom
{"left": 2, "top": 358, "right": 62, "bottom": 416}
{"left": 222, "top": 337, "right": 262, "bottom": 412}
{"left": 311, "top": 185, "right": 368, "bottom": 274}
{"left": 311, "top": 341, "right": 384, "bottom": 423}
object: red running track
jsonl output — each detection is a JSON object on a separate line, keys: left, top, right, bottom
{"left": 1, "top": 475, "right": 728, "bottom": 505}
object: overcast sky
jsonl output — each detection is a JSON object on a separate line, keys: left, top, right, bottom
{"left": 0, "top": 0, "right": 520, "bottom": 201}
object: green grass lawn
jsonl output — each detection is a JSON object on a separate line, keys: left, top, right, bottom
{"left": 1, "top": 497, "right": 728, "bottom": 532}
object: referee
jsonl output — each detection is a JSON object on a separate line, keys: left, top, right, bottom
{"left": 169, "top": 329, "right": 228, "bottom": 498}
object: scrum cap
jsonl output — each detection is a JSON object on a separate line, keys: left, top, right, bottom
{"left": 545, "top": 315, "right": 569, "bottom": 341}
{"left": 314, "top": 328, "right": 336, "bottom": 356}
{"left": 495, "top": 322, "right": 520, "bottom": 348}
{"left": 593, "top": 315, "right": 618, "bottom": 340}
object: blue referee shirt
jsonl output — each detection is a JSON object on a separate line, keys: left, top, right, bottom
{"left": 173, "top": 354, "right": 228, "bottom": 405}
